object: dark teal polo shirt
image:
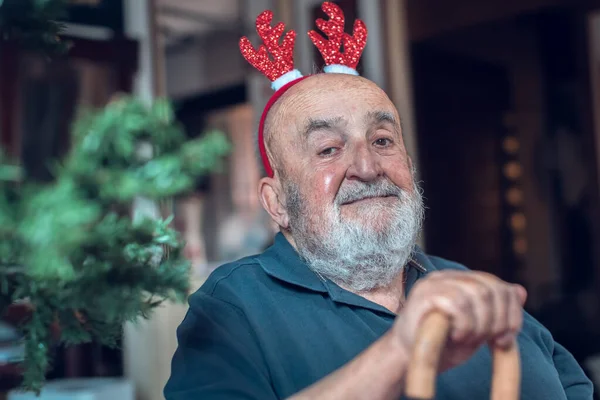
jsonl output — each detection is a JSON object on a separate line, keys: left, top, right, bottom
{"left": 165, "top": 233, "right": 593, "bottom": 399}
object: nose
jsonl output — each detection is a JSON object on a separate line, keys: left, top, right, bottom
{"left": 346, "top": 143, "right": 383, "bottom": 182}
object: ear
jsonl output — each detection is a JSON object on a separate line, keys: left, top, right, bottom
{"left": 258, "top": 176, "right": 290, "bottom": 229}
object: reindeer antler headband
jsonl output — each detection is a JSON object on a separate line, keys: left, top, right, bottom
{"left": 239, "top": 1, "right": 368, "bottom": 177}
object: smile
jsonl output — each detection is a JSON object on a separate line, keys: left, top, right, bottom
{"left": 342, "top": 195, "right": 397, "bottom": 205}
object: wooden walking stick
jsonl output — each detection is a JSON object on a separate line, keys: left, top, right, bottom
{"left": 405, "top": 311, "right": 521, "bottom": 400}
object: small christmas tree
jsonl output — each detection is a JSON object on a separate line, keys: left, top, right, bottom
{"left": 0, "top": 0, "right": 70, "bottom": 55}
{"left": 0, "top": 0, "right": 231, "bottom": 392}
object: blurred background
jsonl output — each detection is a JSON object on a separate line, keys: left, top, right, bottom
{"left": 1, "top": 0, "right": 600, "bottom": 398}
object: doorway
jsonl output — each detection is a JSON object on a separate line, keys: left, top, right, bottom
{"left": 412, "top": 45, "right": 512, "bottom": 280}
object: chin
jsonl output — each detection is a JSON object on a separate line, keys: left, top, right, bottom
{"left": 341, "top": 203, "right": 398, "bottom": 223}
{"left": 365, "top": 219, "right": 397, "bottom": 234}
{"left": 340, "top": 215, "right": 396, "bottom": 236}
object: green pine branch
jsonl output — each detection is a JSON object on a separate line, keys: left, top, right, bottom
{"left": 0, "top": 95, "right": 230, "bottom": 392}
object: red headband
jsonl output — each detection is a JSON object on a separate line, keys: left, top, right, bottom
{"left": 240, "top": 2, "right": 367, "bottom": 177}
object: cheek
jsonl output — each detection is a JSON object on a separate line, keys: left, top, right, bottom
{"left": 383, "top": 158, "right": 414, "bottom": 191}
{"left": 319, "top": 173, "right": 338, "bottom": 197}
{"left": 309, "top": 169, "right": 344, "bottom": 205}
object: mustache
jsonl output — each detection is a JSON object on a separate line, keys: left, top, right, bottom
{"left": 335, "top": 179, "right": 404, "bottom": 205}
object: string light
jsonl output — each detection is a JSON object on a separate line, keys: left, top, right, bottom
{"left": 510, "top": 213, "right": 527, "bottom": 231}
{"left": 503, "top": 161, "right": 522, "bottom": 180}
{"left": 502, "top": 137, "right": 520, "bottom": 154}
{"left": 505, "top": 187, "right": 523, "bottom": 206}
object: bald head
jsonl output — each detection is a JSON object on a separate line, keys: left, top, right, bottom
{"left": 262, "top": 73, "right": 401, "bottom": 178}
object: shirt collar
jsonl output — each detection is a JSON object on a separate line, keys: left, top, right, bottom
{"left": 411, "top": 246, "right": 438, "bottom": 273}
{"left": 257, "top": 233, "right": 328, "bottom": 293}
{"left": 257, "top": 233, "right": 432, "bottom": 314}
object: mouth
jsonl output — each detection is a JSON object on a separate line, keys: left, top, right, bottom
{"left": 341, "top": 195, "right": 397, "bottom": 206}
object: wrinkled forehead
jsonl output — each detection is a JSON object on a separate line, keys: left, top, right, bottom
{"left": 274, "top": 74, "right": 398, "bottom": 132}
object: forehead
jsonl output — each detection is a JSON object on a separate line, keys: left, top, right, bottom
{"left": 277, "top": 74, "right": 397, "bottom": 124}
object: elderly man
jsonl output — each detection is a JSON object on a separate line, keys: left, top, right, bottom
{"left": 165, "top": 4, "right": 593, "bottom": 399}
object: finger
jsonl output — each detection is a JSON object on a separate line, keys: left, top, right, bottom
{"left": 493, "top": 285, "right": 524, "bottom": 348}
{"left": 424, "top": 285, "right": 477, "bottom": 343}
{"left": 486, "top": 285, "right": 510, "bottom": 346}
{"left": 433, "top": 270, "right": 527, "bottom": 307}
{"left": 438, "top": 271, "right": 516, "bottom": 343}
{"left": 447, "top": 277, "right": 494, "bottom": 344}
{"left": 409, "top": 276, "right": 476, "bottom": 342}
{"left": 514, "top": 284, "right": 528, "bottom": 306}
{"left": 464, "top": 274, "right": 527, "bottom": 334}
{"left": 469, "top": 274, "right": 512, "bottom": 339}
{"left": 423, "top": 271, "right": 490, "bottom": 342}
{"left": 508, "top": 285, "right": 524, "bottom": 333}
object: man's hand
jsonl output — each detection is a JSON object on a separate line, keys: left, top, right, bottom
{"left": 391, "top": 270, "right": 527, "bottom": 372}
{"left": 289, "top": 270, "right": 527, "bottom": 400}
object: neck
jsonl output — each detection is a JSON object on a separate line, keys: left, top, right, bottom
{"left": 282, "top": 230, "right": 296, "bottom": 248}
{"left": 342, "top": 271, "right": 406, "bottom": 314}
{"left": 284, "top": 230, "right": 406, "bottom": 313}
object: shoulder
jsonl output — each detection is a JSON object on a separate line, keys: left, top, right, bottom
{"left": 200, "top": 255, "right": 264, "bottom": 294}
{"left": 189, "top": 255, "right": 271, "bottom": 312}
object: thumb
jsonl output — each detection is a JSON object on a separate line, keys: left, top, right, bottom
{"left": 513, "top": 284, "right": 528, "bottom": 306}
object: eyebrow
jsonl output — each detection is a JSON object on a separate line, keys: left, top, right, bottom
{"left": 300, "top": 111, "right": 402, "bottom": 139}
{"left": 366, "top": 110, "right": 402, "bottom": 135}
{"left": 302, "top": 116, "right": 346, "bottom": 138}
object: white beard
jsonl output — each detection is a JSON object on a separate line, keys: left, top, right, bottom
{"left": 285, "top": 174, "right": 425, "bottom": 292}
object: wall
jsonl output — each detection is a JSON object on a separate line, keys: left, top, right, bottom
{"left": 165, "top": 31, "right": 246, "bottom": 99}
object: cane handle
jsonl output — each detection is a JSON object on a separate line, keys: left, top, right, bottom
{"left": 404, "top": 311, "right": 521, "bottom": 400}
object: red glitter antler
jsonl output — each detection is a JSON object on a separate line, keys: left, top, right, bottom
{"left": 308, "top": 2, "right": 367, "bottom": 71}
{"left": 239, "top": 10, "right": 297, "bottom": 83}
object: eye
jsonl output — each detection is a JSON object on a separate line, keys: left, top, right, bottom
{"left": 374, "top": 137, "right": 393, "bottom": 147}
{"left": 319, "top": 147, "right": 338, "bottom": 157}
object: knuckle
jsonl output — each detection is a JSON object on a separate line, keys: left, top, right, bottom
{"left": 463, "top": 311, "right": 476, "bottom": 330}
{"left": 476, "top": 285, "right": 494, "bottom": 303}
{"left": 480, "top": 271, "right": 500, "bottom": 281}
{"left": 427, "top": 270, "right": 445, "bottom": 280}
{"left": 453, "top": 292, "right": 471, "bottom": 310}
{"left": 500, "top": 288, "right": 516, "bottom": 304}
